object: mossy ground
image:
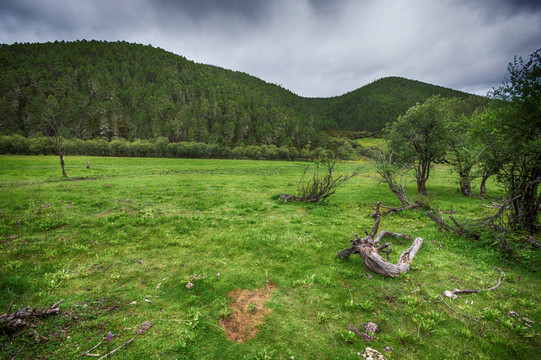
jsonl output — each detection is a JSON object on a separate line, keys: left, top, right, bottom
{"left": 0, "top": 155, "right": 539, "bottom": 359}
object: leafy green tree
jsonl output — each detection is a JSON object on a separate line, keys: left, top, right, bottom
{"left": 484, "top": 49, "right": 541, "bottom": 232}
{"left": 446, "top": 96, "right": 488, "bottom": 196}
{"left": 385, "top": 95, "right": 450, "bottom": 195}
{"left": 468, "top": 109, "right": 502, "bottom": 197}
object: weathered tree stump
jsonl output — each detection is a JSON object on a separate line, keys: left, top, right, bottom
{"left": 337, "top": 202, "right": 423, "bottom": 277}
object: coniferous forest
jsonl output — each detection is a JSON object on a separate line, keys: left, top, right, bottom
{"left": 1, "top": 40, "right": 471, "bottom": 154}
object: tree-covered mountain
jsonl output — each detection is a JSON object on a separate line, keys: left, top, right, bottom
{"left": 0, "top": 40, "right": 473, "bottom": 148}
{"left": 309, "top": 77, "right": 472, "bottom": 132}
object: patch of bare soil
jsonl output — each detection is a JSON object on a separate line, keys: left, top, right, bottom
{"left": 220, "top": 283, "right": 276, "bottom": 343}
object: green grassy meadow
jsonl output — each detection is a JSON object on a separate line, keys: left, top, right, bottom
{"left": 0, "top": 155, "right": 539, "bottom": 359}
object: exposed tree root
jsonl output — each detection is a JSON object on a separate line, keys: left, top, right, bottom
{"left": 337, "top": 202, "right": 424, "bottom": 277}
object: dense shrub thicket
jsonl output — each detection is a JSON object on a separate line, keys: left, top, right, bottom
{"left": 0, "top": 135, "right": 369, "bottom": 161}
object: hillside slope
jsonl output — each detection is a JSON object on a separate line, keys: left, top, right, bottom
{"left": 0, "top": 41, "right": 474, "bottom": 147}
{"left": 310, "top": 77, "right": 471, "bottom": 132}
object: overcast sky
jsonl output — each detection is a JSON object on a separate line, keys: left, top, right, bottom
{"left": 1, "top": 0, "right": 540, "bottom": 97}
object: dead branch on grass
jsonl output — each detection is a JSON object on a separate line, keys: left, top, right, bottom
{"left": 425, "top": 197, "right": 522, "bottom": 254}
{"left": 95, "top": 321, "right": 152, "bottom": 360}
{"left": 1, "top": 300, "right": 64, "bottom": 331}
{"left": 443, "top": 266, "right": 504, "bottom": 299}
{"left": 425, "top": 209, "right": 480, "bottom": 238}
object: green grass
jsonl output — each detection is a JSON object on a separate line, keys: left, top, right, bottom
{"left": 356, "top": 137, "right": 387, "bottom": 151}
{"left": 0, "top": 155, "right": 539, "bottom": 359}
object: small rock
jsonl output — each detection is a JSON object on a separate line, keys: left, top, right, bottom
{"left": 363, "top": 347, "right": 386, "bottom": 360}
{"left": 364, "top": 322, "right": 380, "bottom": 334}
{"left": 508, "top": 311, "right": 518, "bottom": 317}
{"left": 186, "top": 281, "right": 194, "bottom": 290}
{"left": 137, "top": 321, "right": 152, "bottom": 335}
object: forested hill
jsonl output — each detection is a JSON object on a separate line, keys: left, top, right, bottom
{"left": 0, "top": 40, "right": 471, "bottom": 147}
{"left": 308, "top": 77, "right": 472, "bottom": 132}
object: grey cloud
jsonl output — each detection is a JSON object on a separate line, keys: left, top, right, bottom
{"left": 498, "top": 0, "right": 541, "bottom": 14}
{"left": 153, "top": 0, "right": 272, "bottom": 23}
{"left": 0, "top": 0, "right": 539, "bottom": 97}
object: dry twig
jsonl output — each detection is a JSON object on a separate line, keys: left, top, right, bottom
{"left": 96, "top": 321, "right": 152, "bottom": 360}
{"left": 443, "top": 266, "right": 504, "bottom": 299}
{"left": 77, "top": 338, "right": 105, "bottom": 357}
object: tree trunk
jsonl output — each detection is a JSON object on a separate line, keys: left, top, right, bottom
{"left": 480, "top": 175, "right": 489, "bottom": 197}
{"left": 337, "top": 202, "right": 424, "bottom": 277}
{"left": 459, "top": 170, "right": 472, "bottom": 196}
{"left": 512, "top": 180, "right": 540, "bottom": 233}
{"left": 60, "top": 153, "right": 67, "bottom": 177}
{"left": 417, "top": 179, "right": 427, "bottom": 196}
{"left": 415, "top": 160, "right": 430, "bottom": 196}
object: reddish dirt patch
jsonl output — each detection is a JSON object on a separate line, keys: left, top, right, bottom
{"left": 220, "top": 283, "right": 276, "bottom": 343}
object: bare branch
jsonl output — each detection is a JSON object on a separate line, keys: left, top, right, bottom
{"left": 368, "top": 202, "right": 382, "bottom": 240}
{"left": 444, "top": 266, "right": 504, "bottom": 298}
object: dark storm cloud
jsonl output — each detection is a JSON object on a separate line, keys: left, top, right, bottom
{"left": 499, "top": 0, "right": 541, "bottom": 14}
{"left": 153, "top": 0, "right": 272, "bottom": 23}
{"left": 0, "top": 0, "right": 539, "bottom": 97}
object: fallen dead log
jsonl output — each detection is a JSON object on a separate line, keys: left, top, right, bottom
{"left": 443, "top": 266, "right": 504, "bottom": 299}
{"left": 337, "top": 202, "right": 423, "bottom": 277}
